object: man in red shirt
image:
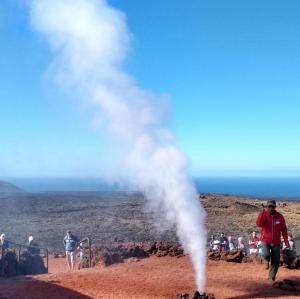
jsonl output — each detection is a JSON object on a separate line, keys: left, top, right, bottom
{"left": 256, "top": 200, "right": 290, "bottom": 282}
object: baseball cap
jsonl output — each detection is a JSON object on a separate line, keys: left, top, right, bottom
{"left": 266, "top": 200, "right": 276, "bottom": 207}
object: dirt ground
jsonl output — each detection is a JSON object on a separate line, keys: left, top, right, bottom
{"left": 0, "top": 256, "right": 299, "bottom": 299}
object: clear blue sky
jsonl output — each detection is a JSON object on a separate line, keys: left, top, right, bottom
{"left": 1, "top": 0, "right": 300, "bottom": 177}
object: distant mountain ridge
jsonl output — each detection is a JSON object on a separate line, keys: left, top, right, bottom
{"left": 0, "top": 181, "right": 25, "bottom": 196}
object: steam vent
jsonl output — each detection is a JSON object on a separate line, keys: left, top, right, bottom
{"left": 177, "top": 291, "right": 215, "bottom": 299}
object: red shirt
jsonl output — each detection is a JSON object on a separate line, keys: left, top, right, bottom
{"left": 256, "top": 210, "right": 288, "bottom": 246}
{"left": 249, "top": 235, "right": 259, "bottom": 249}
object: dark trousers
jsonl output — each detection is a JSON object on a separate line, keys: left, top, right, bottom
{"left": 261, "top": 242, "right": 280, "bottom": 280}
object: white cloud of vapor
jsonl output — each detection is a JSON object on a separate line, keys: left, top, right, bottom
{"left": 30, "top": 0, "right": 206, "bottom": 291}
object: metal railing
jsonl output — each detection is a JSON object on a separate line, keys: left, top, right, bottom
{"left": 78, "top": 237, "right": 92, "bottom": 268}
{"left": 0, "top": 237, "right": 93, "bottom": 276}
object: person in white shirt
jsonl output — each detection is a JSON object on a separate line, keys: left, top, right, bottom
{"left": 228, "top": 236, "right": 235, "bottom": 250}
{"left": 237, "top": 237, "right": 246, "bottom": 254}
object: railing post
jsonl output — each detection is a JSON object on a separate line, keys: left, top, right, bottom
{"left": 1, "top": 245, "right": 4, "bottom": 276}
{"left": 18, "top": 246, "right": 21, "bottom": 275}
{"left": 89, "top": 239, "right": 92, "bottom": 268}
{"left": 5, "top": 241, "right": 50, "bottom": 276}
{"left": 46, "top": 249, "right": 49, "bottom": 273}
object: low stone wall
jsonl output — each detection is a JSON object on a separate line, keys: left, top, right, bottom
{"left": 77, "top": 240, "right": 184, "bottom": 268}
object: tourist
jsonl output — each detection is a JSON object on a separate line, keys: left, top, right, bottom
{"left": 280, "top": 236, "right": 285, "bottom": 250}
{"left": 287, "top": 235, "right": 296, "bottom": 251}
{"left": 0, "top": 234, "right": 9, "bottom": 252}
{"left": 212, "top": 240, "right": 220, "bottom": 251}
{"left": 281, "top": 234, "right": 297, "bottom": 267}
{"left": 257, "top": 240, "right": 263, "bottom": 256}
{"left": 248, "top": 231, "right": 259, "bottom": 255}
{"left": 237, "top": 237, "right": 246, "bottom": 254}
{"left": 28, "top": 236, "right": 40, "bottom": 255}
{"left": 256, "top": 200, "right": 289, "bottom": 282}
{"left": 228, "top": 236, "right": 235, "bottom": 250}
{"left": 77, "top": 239, "right": 88, "bottom": 270}
{"left": 63, "top": 230, "right": 79, "bottom": 271}
{"left": 219, "top": 232, "right": 228, "bottom": 252}
{"left": 209, "top": 234, "right": 215, "bottom": 249}
{"left": 210, "top": 234, "right": 220, "bottom": 251}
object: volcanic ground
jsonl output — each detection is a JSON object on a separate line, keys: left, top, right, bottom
{"left": 1, "top": 256, "right": 299, "bottom": 299}
{"left": 1, "top": 182, "right": 300, "bottom": 298}
{"left": 0, "top": 182, "right": 299, "bottom": 253}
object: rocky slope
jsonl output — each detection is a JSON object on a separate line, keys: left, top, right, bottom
{"left": 200, "top": 193, "right": 300, "bottom": 239}
{"left": 0, "top": 189, "right": 299, "bottom": 251}
{"left": 0, "top": 180, "right": 25, "bottom": 198}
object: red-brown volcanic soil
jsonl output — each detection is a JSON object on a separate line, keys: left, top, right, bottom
{"left": 0, "top": 256, "right": 299, "bottom": 299}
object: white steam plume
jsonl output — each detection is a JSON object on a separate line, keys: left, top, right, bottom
{"left": 30, "top": 0, "right": 207, "bottom": 291}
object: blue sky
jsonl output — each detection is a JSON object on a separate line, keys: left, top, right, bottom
{"left": 1, "top": 0, "right": 300, "bottom": 177}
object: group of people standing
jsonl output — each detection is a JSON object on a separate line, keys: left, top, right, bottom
{"left": 210, "top": 231, "right": 261, "bottom": 254}
{"left": 212, "top": 230, "right": 296, "bottom": 255}
{"left": 0, "top": 233, "right": 39, "bottom": 255}
{"left": 210, "top": 199, "right": 297, "bottom": 283}
{"left": 0, "top": 230, "right": 85, "bottom": 272}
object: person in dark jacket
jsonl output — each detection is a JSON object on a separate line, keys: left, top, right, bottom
{"left": 256, "top": 200, "right": 290, "bottom": 282}
{"left": 27, "top": 236, "right": 40, "bottom": 255}
{"left": 63, "top": 230, "right": 79, "bottom": 271}
{"left": 219, "top": 233, "right": 228, "bottom": 252}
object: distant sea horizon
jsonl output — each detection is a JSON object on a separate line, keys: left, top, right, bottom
{"left": 1, "top": 176, "right": 300, "bottom": 199}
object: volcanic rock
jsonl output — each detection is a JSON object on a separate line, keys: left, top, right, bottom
{"left": 154, "top": 241, "right": 184, "bottom": 257}
{"left": 281, "top": 249, "right": 297, "bottom": 266}
{"left": 207, "top": 250, "right": 221, "bottom": 261}
{"left": 176, "top": 291, "right": 215, "bottom": 299}
{"left": 156, "top": 249, "right": 169, "bottom": 257}
{"left": 273, "top": 279, "right": 298, "bottom": 291}
{"left": 176, "top": 293, "right": 189, "bottom": 299}
{"left": 87, "top": 240, "right": 184, "bottom": 267}
{"left": 142, "top": 241, "right": 157, "bottom": 254}
{"left": 220, "top": 249, "right": 245, "bottom": 263}
{"left": 193, "top": 291, "right": 215, "bottom": 299}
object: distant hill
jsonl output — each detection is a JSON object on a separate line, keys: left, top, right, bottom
{"left": 0, "top": 181, "right": 25, "bottom": 197}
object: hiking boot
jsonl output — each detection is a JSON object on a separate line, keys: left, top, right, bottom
{"left": 268, "top": 278, "right": 275, "bottom": 285}
{"left": 265, "top": 261, "right": 270, "bottom": 270}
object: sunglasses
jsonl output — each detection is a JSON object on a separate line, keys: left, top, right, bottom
{"left": 268, "top": 205, "right": 275, "bottom": 208}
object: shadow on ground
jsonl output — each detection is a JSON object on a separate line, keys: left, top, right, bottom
{"left": 227, "top": 275, "right": 300, "bottom": 299}
{"left": 0, "top": 276, "right": 92, "bottom": 299}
